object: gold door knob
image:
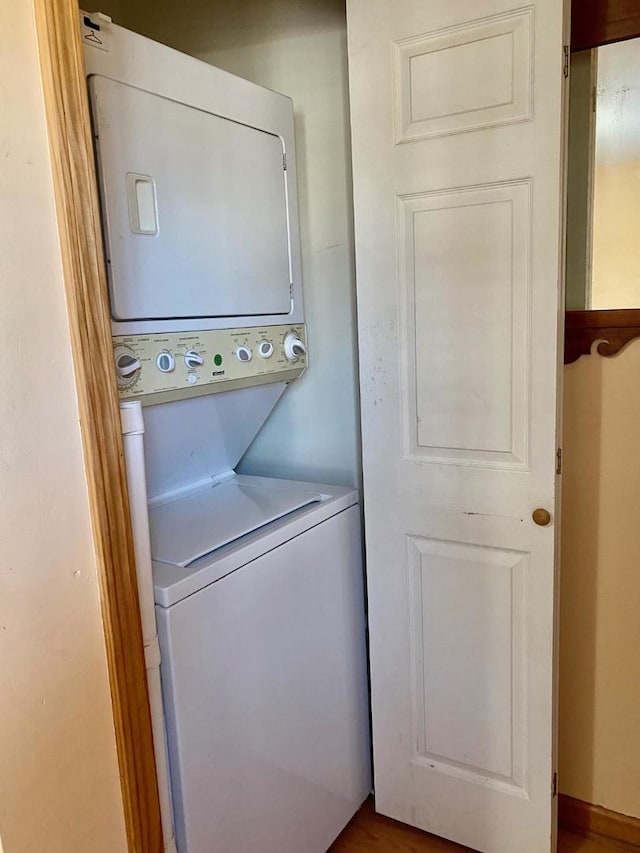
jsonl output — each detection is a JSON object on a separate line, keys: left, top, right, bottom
{"left": 532, "top": 508, "right": 552, "bottom": 526}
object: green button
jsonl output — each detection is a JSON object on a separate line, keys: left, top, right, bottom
{"left": 214, "top": 354, "right": 223, "bottom": 367}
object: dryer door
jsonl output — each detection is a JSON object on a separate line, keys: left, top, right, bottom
{"left": 89, "top": 76, "right": 292, "bottom": 322}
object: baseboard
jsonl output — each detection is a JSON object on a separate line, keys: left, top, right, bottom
{"left": 559, "top": 794, "right": 640, "bottom": 848}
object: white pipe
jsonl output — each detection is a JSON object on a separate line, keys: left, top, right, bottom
{"left": 120, "top": 401, "right": 178, "bottom": 853}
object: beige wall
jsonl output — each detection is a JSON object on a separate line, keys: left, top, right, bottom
{"left": 560, "top": 344, "right": 640, "bottom": 817}
{"left": 0, "top": 2, "right": 127, "bottom": 851}
{"left": 88, "top": 0, "right": 362, "bottom": 487}
{"left": 591, "top": 159, "right": 640, "bottom": 309}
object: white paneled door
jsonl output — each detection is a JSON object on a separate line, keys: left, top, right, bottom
{"left": 347, "top": 2, "right": 567, "bottom": 851}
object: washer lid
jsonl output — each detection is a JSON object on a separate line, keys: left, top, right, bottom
{"left": 149, "top": 479, "right": 322, "bottom": 568}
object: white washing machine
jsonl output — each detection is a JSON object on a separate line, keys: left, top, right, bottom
{"left": 152, "top": 476, "right": 369, "bottom": 853}
{"left": 139, "top": 390, "right": 372, "bottom": 853}
{"left": 84, "top": 13, "right": 371, "bottom": 853}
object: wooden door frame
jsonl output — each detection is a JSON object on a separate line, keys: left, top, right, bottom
{"left": 33, "top": 2, "right": 163, "bottom": 851}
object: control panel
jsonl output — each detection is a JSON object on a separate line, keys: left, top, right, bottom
{"left": 113, "top": 324, "right": 307, "bottom": 403}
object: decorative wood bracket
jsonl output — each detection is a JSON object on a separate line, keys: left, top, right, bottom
{"left": 565, "top": 309, "right": 640, "bottom": 364}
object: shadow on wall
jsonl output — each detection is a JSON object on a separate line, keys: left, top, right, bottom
{"left": 84, "top": 0, "right": 347, "bottom": 54}
{"left": 559, "top": 339, "right": 640, "bottom": 818}
{"left": 559, "top": 352, "right": 602, "bottom": 803}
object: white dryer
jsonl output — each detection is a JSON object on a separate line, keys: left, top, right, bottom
{"left": 83, "top": 13, "right": 371, "bottom": 853}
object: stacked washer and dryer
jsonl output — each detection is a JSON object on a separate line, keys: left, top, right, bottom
{"left": 82, "top": 13, "right": 370, "bottom": 853}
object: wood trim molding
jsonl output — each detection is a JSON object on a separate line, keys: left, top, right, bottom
{"left": 33, "top": 2, "right": 163, "bottom": 851}
{"left": 565, "top": 309, "right": 640, "bottom": 364}
{"left": 571, "top": 0, "right": 640, "bottom": 52}
{"left": 559, "top": 794, "right": 640, "bottom": 847}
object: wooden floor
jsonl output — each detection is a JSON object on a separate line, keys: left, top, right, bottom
{"left": 329, "top": 799, "right": 637, "bottom": 853}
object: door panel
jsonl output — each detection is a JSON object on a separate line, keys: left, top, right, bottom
{"left": 399, "top": 181, "right": 531, "bottom": 466}
{"left": 408, "top": 537, "right": 527, "bottom": 787}
{"left": 393, "top": 9, "right": 533, "bottom": 143}
{"left": 347, "top": 1, "right": 567, "bottom": 850}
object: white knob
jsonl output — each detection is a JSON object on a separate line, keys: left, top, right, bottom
{"left": 236, "top": 345, "right": 253, "bottom": 363}
{"left": 283, "top": 332, "right": 306, "bottom": 362}
{"left": 258, "top": 341, "right": 274, "bottom": 359}
{"left": 156, "top": 351, "right": 175, "bottom": 373}
{"left": 184, "top": 349, "right": 204, "bottom": 370}
{"left": 114, "top": 347, "right": 141, "bottom": 385}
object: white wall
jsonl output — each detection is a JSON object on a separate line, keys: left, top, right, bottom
{"left": 90, "top": 0, "right": 361, "bottom": 487}
{"left": 590, "top": 39, "right": 640, "bottom": 310}
{"left": 594, "top": 38, "right": 640, "bottom": 166}
{"left": 0, "top": 2, "right": 127, "bottom": 850}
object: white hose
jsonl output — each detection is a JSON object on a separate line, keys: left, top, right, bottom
{"left": 120, "top": 401, "right": 177, "bottom": 853}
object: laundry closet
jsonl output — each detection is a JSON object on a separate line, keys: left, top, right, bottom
{"left": 80, "top": 3, "right": 369, "bottom": 851}
{"left": 76, "top": 2, "right": 569, "bottom": 852}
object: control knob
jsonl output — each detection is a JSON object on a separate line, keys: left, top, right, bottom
{"left": 114, "top": 346, "right": 141, "bottom": 388}
{"left": 258, "top": 341, "right": 274, "bottom": 359}
{"left": 184, "top": 349, "right": 204, "bottom": 370}
{"left": 156, "top": 351, "right": 175, "bottom": 373}
{"left": 283, "top": 332, "right": 306, "bottom": 362}
{"left": 236, "top": 345, "right": 253, "bottom": 363}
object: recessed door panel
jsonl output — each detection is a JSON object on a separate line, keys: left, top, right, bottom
{"left": 399, "top": 181, "right": 531, "bottom": 466}
{"left": 393, "top": 8, "right": 533, "bottom": 143}
{"left": 89, "top": 76, "right": 292, "bottom": 321}
{"left": 408, "top": 536, "right": 527, "bottom": 790}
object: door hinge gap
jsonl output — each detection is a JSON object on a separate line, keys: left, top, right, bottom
{"left": 556, "top": 448, "right": 562, "bottom": 475}
{"left": 563, "top": 45, "right": 569, "bottom": 78}
{"left": 552, "top": 771, "right": 558, "bottom": 797}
